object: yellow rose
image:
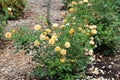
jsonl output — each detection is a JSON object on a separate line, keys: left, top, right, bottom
{"left": 60, "top": 25, "right": 65, "bottom": 29}
{"left": 71, "top": 1, "right": 77, "bottom": 6}
{"left": 54, "top": 46, "right": 61, "bottom": 52}
{"left": 46, "top": 28, "right": 51, "bottom": 34}
{"left": 89, "top": 25, "right": 97, "bottom": 29}
{"left": 63, "top": 19, "right": 67, "bottom": 23}
{"left": 40, "top": 34, "right": 46, "bottom": 41}
{"left": 64, "top": 42, "right": 70, "bottom": 48}
{"left": 34, "top": 40, "right": 40, "bottom": 47}
{"left": 89, "top": 40, "right": 95, "bottom": 45}
{"left": 79, "top": 1, "right": 83, "bottom": 4}
{"left": 68, "top": 8, "right": 75, "bottom": 13}
{"left": 8, "top": 7, "right": 12, "bottom": 11}
{"left": 34, "top": 24, "right": 41, "bottom": 31}
{"left": 60, "top": 58, "right": 65, "bottom": 63}
{"left": 69, "top": 28, "right": 75, "bottom": 34}
{"left": 91, "top": 30, "right": 97, "bottom": 35}
{"left": 51, "top": 35, "right": 57, "bottom": 40}
{"left": 52, "top": 23, "right": 58, "bottom": 28}
{"left": 88, "top": 49, "right": 93, "bottom": 55}
{"left": 49, "top": 38, "right": 55, "bottom": 45}
{"left": 83, "top": 0, "right": 88, "bottom": 3}
{"left": 60, "top": 49, "right": 67, "bottom": 55}
{"left": 5, "top": 32, "right": 12, "bottom": 38}
{"left": 71, "top": 59, "right": 74, "bottom": 62}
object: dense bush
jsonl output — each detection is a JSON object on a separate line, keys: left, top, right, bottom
{"left": 0, "top": 0, "right": 26, "bottom": 19}
{"left": 5, "top": 0, "right": 120, "bottom": 80}
{"left": 66, "top": 0, "right": 120, "bottom": 55}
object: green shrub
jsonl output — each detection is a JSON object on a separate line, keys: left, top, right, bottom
{"left": 66, "top": 0, "right": 120, "bottom": 55}
{"left": 0, "top": 0, "right": 26, "bottom": 19}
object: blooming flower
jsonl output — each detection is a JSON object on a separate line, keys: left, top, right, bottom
{"left": 46, "top": 28, "right": 51, "bottom": 34}
{"left": 79, "top": 1, "right": 83, "bottom": 4}
{"left": 64, "top": 42, "right": 70, "bottom": 48}
{"left": 89, "top": 40, "right": 95, "bottom": 45}
{"left": 40, "top": 34, "right": 46, "bottom": 41}
{"left": 52, "top": 23, "right": 58, "bottom": 28}
{"left": 69, "top": 28, "right": 75, "bottom": 34}
{"left": 88, "top": 49, "right": 93, "bottom": 55}
{"left": 89, "top": 25, "right": 97, "bottom": 29}
{"left": 54, "top": 46, "right": 61, "bottom": 52}
{"left": 60, "top": 49, "right": 67, "bottom": 55}
{"left": 63, "top": 19, "right": 67, "bottom": 23}
{"left": 34, "top": 40, "right": 40, "bottom": 47}
{"left": 51, "top": 35, "right": 57, "bottom": 40}
{"left": 91, "top": 30, "right": 97, "bottom": 35}
{"left": 5, "top": 32, "right": 12, "bottom": 38}
{"left": 71, "top": 1, "right": 77, "bottom": 6}
{"left": 49, "top": 38, "right": 55, "bottom": 45}
{"left": 83, "top": 0, "right": 88, "bottom": 3}
{"left": 68, "top": 8, "right": 75, "bottom": 13}
{"left": 34, "top": 24, "right": 41, "bottom": 31}
{"left": 60, "top": 58, "right": 65, "bottom": 63}
{"left": 45, "top": 36, "right": 49, "bottom": 41}
{"left": 8, "top": 7, "right": 12, "bottom": 11}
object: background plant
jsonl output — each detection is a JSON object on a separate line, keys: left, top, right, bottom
{"left": 0, "top": 0, "right": 26, "bottom": 19}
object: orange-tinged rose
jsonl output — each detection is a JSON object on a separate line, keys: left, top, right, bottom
{"left": 68, "top": 8, "right": 75, "bottom": 13}
{"left": 54, "top": 46, "right": 61, "bottom": 52}
{"left": 60, "top": 49, "right": 67, "bottom": 55}
{"left": 45, "top": 36, "right": 49, "bottom": 41}
{"left": 5, "top": 32, "right": 12, "bottom": 38}
{"left": 60, "top": 58, "right": 65, "bottom": 63}
{"left": 69, "top": 28, "right": 75, "bottom": 34}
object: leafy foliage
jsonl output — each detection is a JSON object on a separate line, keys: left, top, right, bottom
{"left": 0, "top": 0, "right": 26, "bottom": 19}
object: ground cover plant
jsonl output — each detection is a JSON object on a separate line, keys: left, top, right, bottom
{"left": 4, "top": 0, "right": 120, "bottom": 80}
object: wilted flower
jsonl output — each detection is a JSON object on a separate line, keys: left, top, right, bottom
{"left": 64, "top": 42, "right": 70, "bottom": 48}
{"left": 5, "top": 32, "right": 12, "bottom": 38}
{"left": 54, "top": 46, "right": 61, "bottom": 52}
{"left": 60, "top": 58, "right": 65, "bottom": 63}
{"left": 34, "top": 40, "right": 40, "bottom": 47}
{"left": 34, "top": 24, "right": 41, "bottom": 31}
{"left": 60, "top": 49, "right": 67, "bottom": 55}
{"left": 49, "top": 38, "right": 55, "bottom": 45}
